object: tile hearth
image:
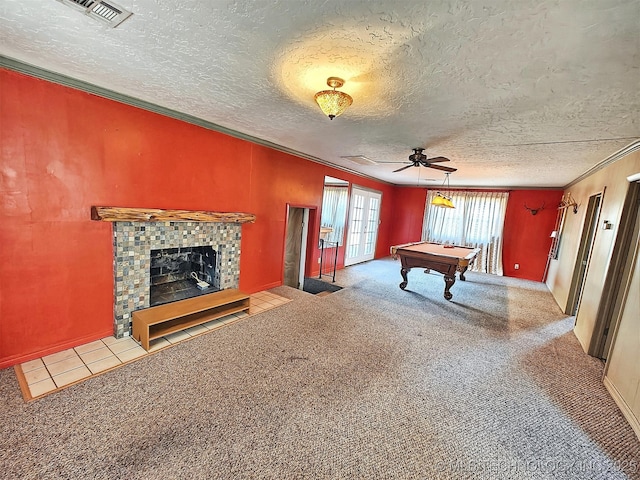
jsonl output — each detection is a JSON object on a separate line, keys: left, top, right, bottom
{"left": 16, "top": 291, "right": 290, "bottom": 401}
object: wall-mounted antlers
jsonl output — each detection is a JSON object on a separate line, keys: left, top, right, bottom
{"left": 524, "top": 202, "right": 545, "bottom": 215}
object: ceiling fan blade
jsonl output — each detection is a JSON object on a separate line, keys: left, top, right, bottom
{"left": 427, "top": 164, "right": 458, "bottom": 173}
{"left": 426, "top": 156, "right": 450, "bottom": 163}
{"left": 393, "top": 164, "right": 415, "bottom": 173}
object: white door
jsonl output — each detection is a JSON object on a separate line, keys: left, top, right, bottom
{"left": 345, "top": 186, "right": 382, "bottom": 266}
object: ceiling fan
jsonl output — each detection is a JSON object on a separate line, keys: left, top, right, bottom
{"left": 392, "top": 148, "right": 457, "bottom": 173}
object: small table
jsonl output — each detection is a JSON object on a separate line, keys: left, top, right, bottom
{"left": 391, "top": 242, "right": 480, "bottom": 300}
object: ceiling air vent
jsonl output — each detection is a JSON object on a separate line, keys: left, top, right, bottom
{"left": 340, "top": 155, "right": 377, "bottom": 166}
{"left": 56, "top": 0, "right": 133, "bottom": 28}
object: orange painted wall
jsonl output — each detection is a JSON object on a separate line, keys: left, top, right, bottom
{"left": 0, "top": 69, "right": 404, "bottom": 368}
{"left": 0, "top": 69, "right": 563, "bottom": 368}
{"left": 388, "top": 187, "right": 428, "bottom": 244}
{"left": 503, "top": 189, "right": 564, "bottom": 281}
{"left": 384, "top": 187, "right": 564, "bottom": 281}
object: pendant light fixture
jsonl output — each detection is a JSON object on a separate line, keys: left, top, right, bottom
{"left": 431, "top": 173, "right": 455, "bottom": 208}
{"left": 314, "top": 77, "right": 353, "bottom": 120}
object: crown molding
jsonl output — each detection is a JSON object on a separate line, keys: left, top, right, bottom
{"left": 0, "top": 55, "right": 392, "bottom": 186}
{"left": 3, "top": 55, "right": 635, "bottom": 191}
{"left": 564, "top": 139, "right": 640, "bottom": 188}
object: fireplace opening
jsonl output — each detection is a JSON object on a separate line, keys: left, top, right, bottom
{"left": 149, "top": 245, "right": 219, "bottom": 307}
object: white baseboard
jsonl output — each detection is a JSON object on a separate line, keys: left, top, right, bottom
{"left": 604, "top": 376, "right": 640, "bottom": 441}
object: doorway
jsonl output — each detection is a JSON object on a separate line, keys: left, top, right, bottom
{"left": 283, "top": 206, "right": 310, "bottom": 289}
{"left": 591, "top": 179, "right": 640, "bottom": 358}
{"left": 566, "top": 192, "right": 603, "bottom": 316}
{"left": 602, "top": 198, "right": 640, "bottom": 437}
{"left": 344, "top": 186, "right": 382, "bottom": 267}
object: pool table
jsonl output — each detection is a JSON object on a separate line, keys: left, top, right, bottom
{"left": 390, "top": 242, "right": 480, "bottom": 300}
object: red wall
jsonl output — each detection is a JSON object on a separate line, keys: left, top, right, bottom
{"left": 0, "top": 69, "right": 402, "bottom": 368}
{"left": 503, "top": 189, "right": 564, "bottom": 281}
{"left": 384, "top": 187, "right": 564, "bottom": 281}
{"left": 388, "top": 187, "right": 428, "bottom": 245}
{"left": 0, "top": 69, "right": 563, "bottom": 368}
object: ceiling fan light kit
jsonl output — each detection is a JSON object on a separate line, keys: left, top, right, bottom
{"left": 314, "top": 77, "right": 353, "bottom": 120}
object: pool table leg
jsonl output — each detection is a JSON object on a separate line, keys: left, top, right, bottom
{"left": 443, "top": 275, "right": 455, "bottom": 300}
{"left": 459, "top": 266, "right": 468, "bottom": 281}
{"left": 400, "top": 268, "right": 410, "bottom": 290}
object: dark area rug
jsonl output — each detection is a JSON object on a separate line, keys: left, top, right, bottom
{"left": 302, "top": 277, "right": 343, "bottom": 295}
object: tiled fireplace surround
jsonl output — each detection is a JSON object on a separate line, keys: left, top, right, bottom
{"left": 112, "top": 221, "right": 242, "bottom": 338}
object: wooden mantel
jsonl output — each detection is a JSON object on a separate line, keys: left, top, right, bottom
{"left": 91, "top": 206, "right": 256, "bottom": 223}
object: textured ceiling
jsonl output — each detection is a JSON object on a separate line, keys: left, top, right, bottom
{"left": 1, "top": 0, "right": 638, "bottom": 187}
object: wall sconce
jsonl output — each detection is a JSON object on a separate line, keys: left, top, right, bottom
{"left": 558, "top": 192, "right": 579, "bottom": 214}
{"left": 524, "top": 202, "right": 545, "bottom": 215}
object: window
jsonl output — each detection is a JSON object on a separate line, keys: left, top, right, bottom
{"left": 422, "top": 190, "right": 509, "bottom": 275}
{"left": 320, "top": 185, "right": 349, "bottom": 245}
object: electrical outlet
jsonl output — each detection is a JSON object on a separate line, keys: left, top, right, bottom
{"left": 318, "top": 258, "right": 321, "bottom": 264}
{"left": 514, "top": 263, "right": 520, "bottom": 270}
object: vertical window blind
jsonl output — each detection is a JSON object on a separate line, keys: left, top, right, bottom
{"left": 422, "top": 190, "right": 509, "bottom": 275}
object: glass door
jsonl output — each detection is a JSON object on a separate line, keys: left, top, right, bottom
{"left": 345, "top": 186, "right": 382, "bottom": 266}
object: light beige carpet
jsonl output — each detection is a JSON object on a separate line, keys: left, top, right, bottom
{"left": 1, "top": 257, "right": 638, "bottom": 479}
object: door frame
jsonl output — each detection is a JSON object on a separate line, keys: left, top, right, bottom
{"left": 591, "top": 176, "right": 640, "bottom": 358}
{"left": 344, "top": 185, "right": 383, "bottom": 267}
{"left": 602, "top": 201, "right": 640, "bottom": 438}
{"left": 565, "top": 190, "right": 604, "bottom": 316}
{"left": 283, "top": 204, "right": 316, "bottom": 289}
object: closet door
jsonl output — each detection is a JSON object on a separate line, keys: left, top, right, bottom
{"left": 345, "top": 187, "right": 382, "bottom": 266}
{"left": 603, "top": 197, "right": 640, "bottom": 438}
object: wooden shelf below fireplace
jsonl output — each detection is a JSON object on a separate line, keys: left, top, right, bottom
{"left": 132, "top": 289, "right": 250, "bottom": 351}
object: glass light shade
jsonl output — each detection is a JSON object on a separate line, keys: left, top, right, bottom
{"left": 431, "top": 194, "right": 447, "bottom": 207}
{"left": 314, "top": 90, "right": 353, "bottom": 120}
{"left": 431, "top": 192, "right": 455, "bottom": 208}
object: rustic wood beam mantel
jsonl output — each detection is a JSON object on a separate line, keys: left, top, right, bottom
{"left": 91, "top": 206, "right": 256, "bottom": 223}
